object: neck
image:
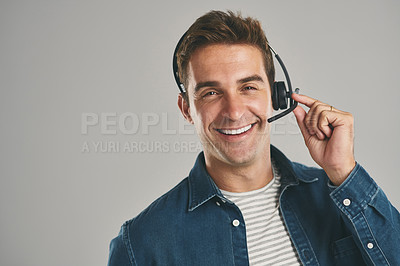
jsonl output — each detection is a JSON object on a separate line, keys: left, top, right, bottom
{"left": 204, "top": 147, "right": 273, "bottom": 193}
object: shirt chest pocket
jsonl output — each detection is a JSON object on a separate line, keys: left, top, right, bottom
{"left": 332, "top": 235, "right": 366, "bottom": 265}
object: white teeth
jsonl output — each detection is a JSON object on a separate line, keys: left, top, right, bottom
{"left": 218, "top": 124, "right": 252, "bottom": 135}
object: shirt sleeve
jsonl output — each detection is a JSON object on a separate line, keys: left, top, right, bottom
{"left": 329, "top": 163, "right": 400, "bottom": 265}
{"left": 107, "top": 225, "right": 135, "bottom": 266}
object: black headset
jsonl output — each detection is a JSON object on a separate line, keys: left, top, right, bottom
{"left": 173, "top": 32, "right": 298, "bottom": 123}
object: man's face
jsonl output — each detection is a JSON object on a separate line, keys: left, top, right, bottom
{"left": 179, "top": 44, "right": 273, "bottom": 167}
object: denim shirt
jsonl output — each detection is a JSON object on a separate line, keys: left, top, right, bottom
{"left": 108, "top": 146, "right": 400, "bottom": 265}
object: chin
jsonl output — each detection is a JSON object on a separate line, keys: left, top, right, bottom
{"left": 218, "top": 147, "right": 261, "bottom": 166}
{"left": 202, "top": 133, "right": 270, "bottom": 166}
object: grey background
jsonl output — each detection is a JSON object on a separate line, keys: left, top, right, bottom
{"left": 1, "top": 0, "right": 399, "bottom": 265}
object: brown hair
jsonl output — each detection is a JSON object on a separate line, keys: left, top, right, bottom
{"left": 176, "top": 10, "right": 275, "bottom": 102}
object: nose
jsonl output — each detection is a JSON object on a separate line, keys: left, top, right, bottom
{"left": 221, "top": 93, "right": 246, "bottom": 122}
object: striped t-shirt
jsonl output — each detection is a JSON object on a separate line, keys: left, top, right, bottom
{"left": 221, "top": 163, "right": 301, "bottom": 265}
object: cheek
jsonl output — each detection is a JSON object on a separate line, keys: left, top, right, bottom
{"left": 191, "top": 105, "right": 217, "bottom": 131}
{"left": 250, "top": 95, "right": 273, "bottom": 117}
{"left": 267, "top": 99, "right": 273, "bottom": 114}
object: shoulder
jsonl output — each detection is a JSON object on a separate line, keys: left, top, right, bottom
{"left": 290, "top": 161, "right": 329, "bottom": 184}
{"left": 122, "top": 176, "right": 190, "bottom": 236}
{"left": 109, "top": 177, "right": 190, "bottom": 265}
{"left": 270, "top": 145, "right": 329, "bottom": 185}
{"left": 291, "top": 161, "right": 325, "bottom": 177}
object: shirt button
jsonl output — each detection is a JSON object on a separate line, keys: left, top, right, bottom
{"left": 216, "top": 201, "right": 221, "bottom": 206}
{"left": 232, "top": 219, "right": 240, "bottom": 227}
{"left": 343, "top": 198, "right": 351, "bottom": 206}
{"left": 367, "top": 242, "right": 374, "bottom": 249}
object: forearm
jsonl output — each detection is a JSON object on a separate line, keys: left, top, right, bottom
{"left": 329, "top": 163, "right": 400, "bottom": 265}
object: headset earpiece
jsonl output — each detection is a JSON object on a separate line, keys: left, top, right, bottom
{"left": 272, "top": 82, "right": 279, "bottom": 110}
{"left": 272, "top": 81, "right": 288, "bottom": 111}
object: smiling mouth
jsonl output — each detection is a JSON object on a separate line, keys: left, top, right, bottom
{"left": 216, "top": 123, "right": 255, "bottom": 135}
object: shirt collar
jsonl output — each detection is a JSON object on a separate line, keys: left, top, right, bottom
{"left": 270, "top": 145, "right": 300, "bottom": 188}
{"left": 187, "top": 152, "right": 222, "bottom": 212}
{"left": 187, "top": 145, "right": 317, "bottom": 211}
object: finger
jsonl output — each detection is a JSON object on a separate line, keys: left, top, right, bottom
{"left": 292, "top": 93, "right": 346, "bottom": 114}
{"left": 321, "top": 109, "right": 354, "bottom": 132}
{"left": 291, "top": 93, "right": 318, "bottom": 108}
{"left": 292, "top": 105, "right": 311, "bottom": 141}
{"left": 305, "top": 101, "right": 331, "bottom": 140}
{"left": 318, "top": 110, "right": 334, "bottom": 138}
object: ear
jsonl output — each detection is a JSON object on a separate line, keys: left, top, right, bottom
{"left": 177, "top": 93, "right": 193, "bottom": 124}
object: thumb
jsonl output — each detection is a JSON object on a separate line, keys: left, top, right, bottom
{"left": 293, "top": 105, "right": 311, "bottom": 141}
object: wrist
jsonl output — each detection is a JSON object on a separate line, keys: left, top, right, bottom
{"left": 326, "top": 160, "right": 356, "bottom": 186}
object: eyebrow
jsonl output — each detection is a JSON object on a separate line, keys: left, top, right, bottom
{"left": 194, "top": 81, "right": 220, "bottom": 93}
{"left": 237, "top": 75, "right": 265, "bottom": 84}
{"left": 193, "top": 75, "right": 265, "bottom": 93}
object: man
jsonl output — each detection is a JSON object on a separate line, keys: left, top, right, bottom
{"left": 108, "top": 10, "right": 399, "bottom": 265}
